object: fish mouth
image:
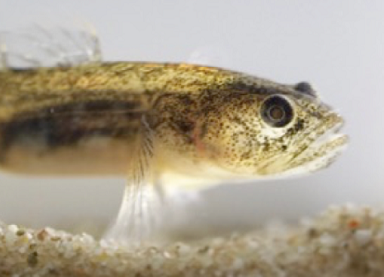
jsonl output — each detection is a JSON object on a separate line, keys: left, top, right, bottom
{"left": 285, "top": 113, "right": 348, "bottom": 174}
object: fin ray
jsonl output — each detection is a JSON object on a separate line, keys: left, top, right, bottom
{"left": 104, "top": 116, "right": 164, "bottom": 244}
{"left": 0, "top": 21, "right": 102, "bottom": 69}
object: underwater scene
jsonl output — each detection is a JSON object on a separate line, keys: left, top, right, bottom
{"left": 0, "top": 1, "right": 383, "bottom": 276}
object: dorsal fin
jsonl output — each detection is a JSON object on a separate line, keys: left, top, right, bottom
{"left": 188, "top": 44, "right": 232, "bottom": 68}
{"left": 0, "top": 40, "right": 7, "bottom": 70}
{"left": 0, "top": 21, "right": 102, "bottom": 70}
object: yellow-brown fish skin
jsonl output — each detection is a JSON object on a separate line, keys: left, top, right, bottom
{"left": 0, "top": 62, "right": 347, "bottom": 178}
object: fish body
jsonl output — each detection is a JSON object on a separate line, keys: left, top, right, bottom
{"left": 0, "top": 62, "right": 346, "bottom": 180}
{"left": 0, "top": 25, "right": 347, "bottom": 241}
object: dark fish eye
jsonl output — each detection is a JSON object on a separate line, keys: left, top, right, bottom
{"left": 261, "top": 95, "right": 294, "bottom": 127}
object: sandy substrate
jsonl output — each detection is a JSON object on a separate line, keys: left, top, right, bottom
{"left": 1, "top": 205, "right": 384, "bottom": 277}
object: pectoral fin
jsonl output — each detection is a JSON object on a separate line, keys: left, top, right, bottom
{"left": 104, "top": 116, "right": 164, "bottom": 244}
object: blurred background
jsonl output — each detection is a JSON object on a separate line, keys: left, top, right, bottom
{"left": 0, "top": 0, "right": 383, "bottom": 237}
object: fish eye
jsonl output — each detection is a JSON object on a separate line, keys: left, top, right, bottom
{"left": 261, "top": 95, "right": 294, "bottom": 127}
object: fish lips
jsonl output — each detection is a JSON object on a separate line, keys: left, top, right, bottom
{"left": 295, "top": 113, "right": 348, "bottom": 173}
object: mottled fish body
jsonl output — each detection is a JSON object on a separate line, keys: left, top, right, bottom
{"left": 0, "top": 25, "right": 347, "bottom": 241}
{"left": 0, "top": 62, "right": 346, "bottom": 178}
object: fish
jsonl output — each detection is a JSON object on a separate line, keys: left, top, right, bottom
{"left": 0, "top": 25, "right": 348, "bottom": 242}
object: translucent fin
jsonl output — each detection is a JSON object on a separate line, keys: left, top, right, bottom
{"left": 188, "top": 44, "right": 232, "bottom": 68}
{"left": 0, "top": 21, "right": 102, "bottom": 69}
{"left": 0, "top": 38, "right": 7, "bottom": 70}
{"left": 104, "top": 117, "right": 165, "bottom": 244}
